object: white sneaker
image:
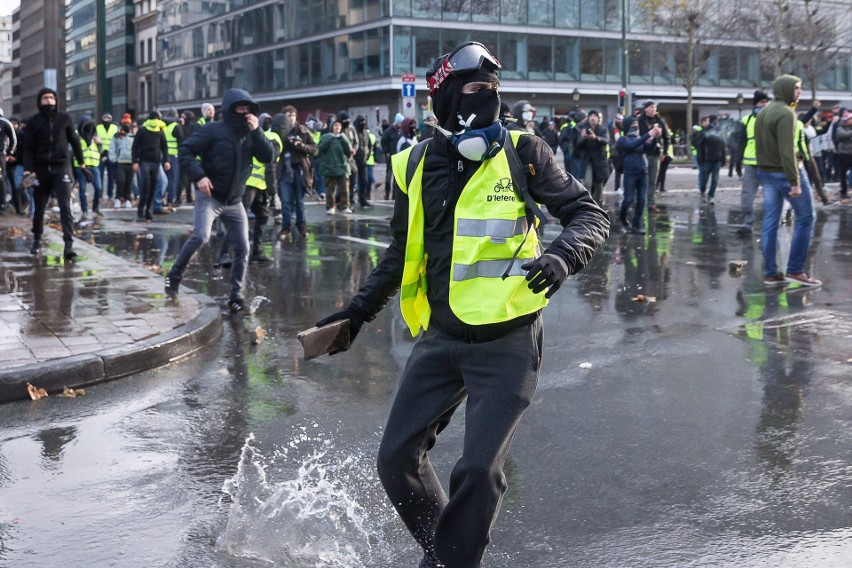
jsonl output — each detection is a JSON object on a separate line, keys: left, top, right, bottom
{"left": 114, "top": 199, "right": 121, "bottom": 208}
{"left": 123, "top": 201, "right": 133, "bottom": 209}
{"left": 81, "top": 212, "right": 89, "bottom": 220}
{"left": 327, "top": 207, "right": 336, "bottom": 215}
{"left": 342, "top": 207, "right": 353, "bottom": 214}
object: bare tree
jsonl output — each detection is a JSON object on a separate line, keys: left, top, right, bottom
{"left": 640, "top": 0, "right": 740, "bottom": 135}
{"left": 759, "top": 0, "right": 798, "bottom": 78}
{"left": 795, "top": 0, "right": 851, "bottom": 100}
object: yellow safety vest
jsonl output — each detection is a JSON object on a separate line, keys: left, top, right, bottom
{"left": 742, "top": 114, "right": 757, "bottom": 166}
{"left": 392, "top": 130, "right": 548, "bottom": 336}
{"left": 246, "top": 131, "right": 282, "bottom": 190}
{"left": 74, "top": 137, "right": 101, "bottom": 168}
{"left": 165, "top": 122, "right": 180, "bottom": 157}
{"left": 690, "top": 126, "right": 702, "bottom": 156}
{"left": 366, "top": 131, "right": 377, "bottom": 166}
{"left": 96, "top": 123, "right": 118, "bottom": 152}
{"left": 197, "top": 117, "right": 207, "bottom": 126}
{"left": 795, "top": 121, "right": 810, "bottom": 162}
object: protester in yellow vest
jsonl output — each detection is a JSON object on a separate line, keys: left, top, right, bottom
{"left": 96, "top": 113, "right": 119, "bottom": 202}
{"left": 315, "top": 41, "right": 610, "bottom": 568}
{"left": 737, "top": 89, "right": 771, "bottom": 235}
{"left": 164, "top": 111, "right": 185, "bottom": 207}
{"left": 73, "top": 116, "right": 104, "bottom": 219}
{"left": 243, "top": 113, "right": 281, "bottom": 261}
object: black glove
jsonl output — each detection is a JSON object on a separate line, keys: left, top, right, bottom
{"left": 315, "top": 307, "right": 366, "bottom": 354}
{"left": 82, "top": 167, "right": 93, "bottom": 183}
{"left": 521, "top": 254, "right": 570, "bottom": 299}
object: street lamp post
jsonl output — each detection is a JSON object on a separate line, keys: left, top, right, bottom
{"left": 736, "top": 93, "right": 744, "bottom": 119}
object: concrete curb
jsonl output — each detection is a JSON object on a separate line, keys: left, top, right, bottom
{"left": 0, "top": 293, "right": 222, "bottom": 404}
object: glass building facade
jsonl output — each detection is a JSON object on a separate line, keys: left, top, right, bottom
{"left": 155, "top": 0, "right": 851, "bottom": 124}
{"left": 66, "top": 0, "right": 136, "bottom": 118}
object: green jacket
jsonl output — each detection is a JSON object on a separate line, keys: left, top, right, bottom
{"left": 755, "top": 74, "right": 800, "bottom": 185}
{"left": 317, "top": 132, "right": 352, "bottom": 178}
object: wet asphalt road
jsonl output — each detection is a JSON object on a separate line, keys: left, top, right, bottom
{"left": 1, "top": 171, "right": 851, "bottom": 567}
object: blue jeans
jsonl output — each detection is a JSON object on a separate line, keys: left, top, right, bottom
{"left": 74, "top": 166, "right": 103, "bottom": 213}
{"left": 279, "top": 167, "right": 306, "bottom": 230}
{"left": 698, "top": 161, "right": 721, "bottom": 197}
{"left": 758, "top": 169, "right": 815, "bottom": 277}
{"left": 166, "top": 156, "right": 180, "bottom": 204}
{"left": 620, "top": 172, "right": 647, "bottom": 229}
{"left": 153, "top": 165, "right": 168, "bottom": 211}
{"left": 169, "top": 191, "right": 249, "bottom": 299}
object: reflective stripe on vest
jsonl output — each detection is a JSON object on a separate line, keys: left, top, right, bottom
{"left": 96, "top": 123, "right": 118, "bottom": 151}
{"left": 75, "top": 138, "right": 100, "bottom": 168}
{"left": 165, "top": 122, "right": 180, "bottom": 157}
{"left": 743, "top": 114, "right": 757, "bottom": 166}
{"left": 246, "top": 131, "right": 282, "bottom": 190}
{"left": 393, "top": 130, "right": 548, "bottom": 336}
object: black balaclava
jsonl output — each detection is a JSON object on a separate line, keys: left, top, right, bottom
{"left": 78, "top": 116, "right": 95, "bottom": 145}
{"left": 433, "top": 70, "right": 500, "bottom": 133}
{"left": 37, "top": 87, "right": 58, "bottom": 117}
{"left": 225, "top": 101, "right": 252, "bottom": 136}
{"left": 354, "top": 115, "right": 366, "bottom": 133}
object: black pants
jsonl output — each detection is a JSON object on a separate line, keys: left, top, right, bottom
{"left": 377, "top": 317, "right": 542, "bottom": 568}
{"left": 32, "top": 168, "right": 75, "bottom": 243}
{"left": 246, "top": 186, "right": 271, "bottom": 252}
{"left": 115, "top": 163, "right": 134, "bottom": 202}
{"left": 357, "top": 162, "right": 371, "bottom": 205}
{"left": 837, "top": 153, "right": 852, "bottom": 197}
{"left": 137, "top": 161, "right": 160, "bottom": 217}
{"left": 384, "top": 157, "right": 394, "bottom": 199}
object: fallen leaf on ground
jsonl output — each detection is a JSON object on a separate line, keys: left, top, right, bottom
{"left": 8, "top": 227, "right": 26, "bottom": 237}
{"left": 250, "top": 326, "right": 266, "bottom": 345}
{"left": 27, "top": 383, "right": 48, "bottom": 400}
{"left": 631, "top": 295, "right": 656, "bottom": 303}
{"left": 58, "top": 387, "right": 86, "bottom": 398}
{"left": 143, "top": 264, "right": 163, "bottom": 274}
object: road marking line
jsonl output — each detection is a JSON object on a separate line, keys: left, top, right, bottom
{"left": 338, "top": 236, "right": 390, "bottom": 249}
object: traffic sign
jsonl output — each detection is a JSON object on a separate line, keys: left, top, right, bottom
{"left": 402, "top": 83, "right": 416, "bottom": 97}
{"left": 401, "top": 73, "right": 416, "bottom": 83}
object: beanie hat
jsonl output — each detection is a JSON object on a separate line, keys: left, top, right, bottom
{"left": 393, "top": 112, "right": 405, "bottom": 126}
{"left": 753, "top": 90, "right": 770, "bottom": 106}
{"left": 642, "top": 100, "right": 656, "bottom": 109}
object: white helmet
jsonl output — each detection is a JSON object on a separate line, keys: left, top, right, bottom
{"left": 0, "top": 107, "right": 5, "bottom": 117}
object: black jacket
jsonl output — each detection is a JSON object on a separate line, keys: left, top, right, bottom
{"left": 574, "top": 124, "right": 611, "bottom": 181}
{"left": 132, "top": 121, "right": 169, "bottom": 164}
{"left": 348, "top": 131, "right": 610, "bottom": 339}
{"left": 22, "top": 92, "right": 84, "bottom": 172}
{"left": 695, "top": 125, "right": 727, "bottom": 164}
{"left": 178, "top": 88, "right": 273, "bottom": 206}
{"left": 637, "top": 112, "right": 670, "bottom": 156}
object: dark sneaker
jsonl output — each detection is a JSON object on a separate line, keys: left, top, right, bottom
{"left": 297, "top": 225, "right": 308, "bottom": 237}
{"left": 763, "top": 273, "right": 787, "bottom": 287}
{"left": 214, "top": 259, "right": 232, "bottom": 269}
{"left": 228, "top": 296, "right": 247, "bottom": 314}
{"left": 630, "top": 226, "right": 646, "bottom": 234}
{"left": 63, "top": 246, "right": 78, "bottom": 261}
{"left": 30, "top": 239, "right": 40, "bottom": 255}
{"left": 785, "top": 272, "right": 821, "bottom": 287}
{"left": 250, "top": 252, "right": 273, "bottom": 263}
{"left": 736, "top": 226, "right": 752, "bottom": 237}
{"left": 165, "top": 274, "right": 181, "bottom": 299}
{"left": 277, "top": 228, "right": 291, "bottom": 240}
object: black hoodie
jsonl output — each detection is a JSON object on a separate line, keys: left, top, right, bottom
{"left": 22, "top": 87, "right": 84, "bottom": 172}
{"left": 178, "top": 88, "right": 273, "bottom": 206}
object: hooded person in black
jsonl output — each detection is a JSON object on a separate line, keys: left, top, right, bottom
{"left": 167, "top": 88, "right": 273, "bottom": 313}
{"left": 22, "top": 87, "right": 87, "bottom": 259}
{"left": 314, "top": 41, "right": 609, "bottom": 568}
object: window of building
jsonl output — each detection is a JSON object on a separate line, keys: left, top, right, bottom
{"left": 528, "top": 0, "right": 554, "bottom": 27}
{"left": 442, "top": 0, "right": 470, "bottom": 22}
{"left": 500, "top": 0, "right": 527, "bottom": 24}
{"left": 629, "top": 40, "right": 652, "bottom": 84}
{"left": 528, "top": 34, "right": 553, "bottom": 80}
{"left": 554, "top": 35, "right": 579, "bottom": 80}
{"left": 139, "top": 40, "right": 145, "bottom": 64}
{"left": 498, "top": 33, "right": 526, "bottom": 80}
{"left": 554, "top": 0, "right": 579, "bottom": 29}
{"left": 147, "top": 38, "right": 153, "bottom": 63}
{"left": 471, "top": 0, "right": 497, "bottom": 23}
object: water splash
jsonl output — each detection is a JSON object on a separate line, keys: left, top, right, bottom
{"left": 249, "top": 296, "right": 269, "bottom": 314}
{"left": 218, "top": 428, "right": 405, "bottom": 567}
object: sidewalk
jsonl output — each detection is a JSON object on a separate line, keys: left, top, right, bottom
{"left": 0, "top": 213, "right": 222, "bottom": 404}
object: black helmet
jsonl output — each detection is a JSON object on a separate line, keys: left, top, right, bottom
{"left": 426, "top": 41, "right": 500, "bottom": 95}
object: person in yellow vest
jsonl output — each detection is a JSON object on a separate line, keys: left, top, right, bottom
{"left": 315, "top": 41, "right": 610, "bottom": 568}
{"left": 163, "top": 109, "right": 185, "bottom": 207}
{"left": 96, "top": 113, "right": 119, "bottom": 204}
{"left": 73, "top": 115, "right": 104, "bottom": 219}
{"left": 737, "top": 89, "right": 771, "bottom": 236}
{"left": 244, "top": 113, "right": 281, "bottom": 262}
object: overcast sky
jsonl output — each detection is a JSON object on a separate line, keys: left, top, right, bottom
{"left": 0, "top": 1, "right": 18, "bottom": 17}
